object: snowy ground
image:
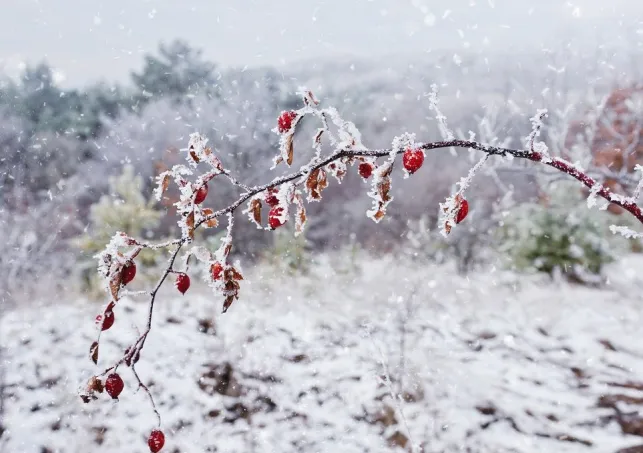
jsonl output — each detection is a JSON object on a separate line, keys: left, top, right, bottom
{"left": 2, "top": 253, "right": 643, "bottom": 453}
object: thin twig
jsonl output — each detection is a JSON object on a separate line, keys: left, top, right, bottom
{"left": 131, "top": 364, "right": 162, "bottom": 427}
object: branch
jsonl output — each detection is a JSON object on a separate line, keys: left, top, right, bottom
{"left": 81, "top": 91, "right": 643, "bottom": 451}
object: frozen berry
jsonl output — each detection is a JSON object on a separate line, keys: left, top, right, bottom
{"left": 105, "top": 373, "right": 124, "bottom": 399}
{"left": 264, "top": 188, "right": 279, "bottom": 207}
{"left": 210, "top": 262, "right": 223, "bottom": 281}
{"left": 358, "top": 162, "right": 374, "bottom": 179}
{"left": 194, "top": 183, "right": 208, "bottom": 204}
{"left": 402, "top": 148, "right": 424, "bottom": 174}
{"left": 96, "top": 309, "right": 115, "bottom": 331}
{"left": 277, "top": 111, "right": 297, "bottom": 133}
{"left": 175, "top": 273, "right": 190, "bottom": 295}
{"left": 455, "top": 198, "right": 469, "bottom": 224}
{"left": 122, "top": 262, "right": 136, "bottom": 286}
{"left": 148, "top": 429, "right": 165, "bottom": 453}
{"left": 268, "top": 207, "right": 286, "bottom": 230}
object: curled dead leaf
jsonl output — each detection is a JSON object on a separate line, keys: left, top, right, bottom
{"left": 201, "top": 209, "right": 219, "bottom": 228}
{"left": 222, "top": 295, "right": 236, "bottom": 313}
{"left": 247, "top": 198, "right": 262, "bottom": 227}
{"left": 286, "top": 134, "right": 294, "bottom": 166}
{"left": 186, "top": 210, "right": 195, "bottom": 240}
{"left": 90, "top": 341, "right": 99, "bottom": 365}
{"left": 306, "top": 168, "right": 329, "bottom": 200}
{"left": 314, "top": 129, "right": 324, "bottom": 145}
{"left": 231, "top": 267, "right": 243, "bottom": 281}
{"left": 87, "top": 376, "right": 103, "bottom": 393}
{"left": 160, "top": 174, "right": 170, "bottom": 196}
{"left": 109, "top": 273, "right": 122, "bottom": 301}
{"left": 294, "top": 192, "right": 307, "bottom": 236}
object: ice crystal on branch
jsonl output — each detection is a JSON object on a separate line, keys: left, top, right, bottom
{"left": 428, "top": 84, "right": 454, "bottom": 140}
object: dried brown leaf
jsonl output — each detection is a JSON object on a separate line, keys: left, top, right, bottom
{"left": 109, "top": 273, "right": 122, "bottom": 301}
{"left": 249, "top": 199, "right": 262, "bottom": 226}
{"left": 160, "top": 174, "right": 170, "bottom": 195}
{"left": 378, "top": 177, "right": 392, "bottom": 203}
{"left": 189, "top": 150, "right": 200, "bottom": 163}
{"left": 202, "top": 209, "right": 219, "bottom": 228}
{"left": 186, "top": 210, "right": 195, "bottom": 240}
{"left": 231, "top": 268, "right": 244, "bottom": 281}
{"left": 286, "top": 134, "right": 294, "bottom": 166}
{"left": 90, "top": 341, "right": 99, "bottom": 365}
{"left": 306, "top": 168, "right": 329, "bottom": 200}
{"left": 87, "top": 376, "right": 103, "bottom": 393}
{"left": 314, "top": 129, "right": 324, "bottom": 145}
{"left": 294, "top": 193, "right": 307, "bottom": 236}
{"left": 222, "top": 295, "right": 236, "bottom": 313}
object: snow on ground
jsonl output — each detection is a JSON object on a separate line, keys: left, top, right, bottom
{"left": 2, "top": 253, "right": 643, "bottom": 453}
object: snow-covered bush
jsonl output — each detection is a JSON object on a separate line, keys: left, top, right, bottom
{"left": 74, "top": 165, "right": 163, "bottom": 297}
{"left": 498, "top": 182, "right": 623, "bottom": 284}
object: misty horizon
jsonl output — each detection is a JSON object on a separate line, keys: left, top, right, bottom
{"left": 1, "top": 0, "right": 642, "bottom": 87}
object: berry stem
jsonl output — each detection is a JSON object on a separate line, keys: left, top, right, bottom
{"left": 131, "top": 365, "right": 161, "bottom": 427}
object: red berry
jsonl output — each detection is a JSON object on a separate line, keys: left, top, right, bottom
{"left": 358, "top": 162, "right": 374, "bottom": 179}
{"left": 268, "top": 207, "right": 286, "bottom": 230}
{"left": 148, "top": 429, "right": 165, "bottom": 453}
{"left": 455, "top": 198, "right": 469, "bottom": 224}
{"left": 175, "top": 273, "right": 190, "bottom": 295}
{"left": 211, "top": 262, "right": 223, "bottom": 281}
{"left": 122, "top": 262, "right": 136, "bottom": 286}
{"left": 402, "top": 148, "right": 424, "bottom": 174}
{"left": 277, "top": 111, "right": 297, "bottom": 133}
{"left": 105, "top": 373, "right": 124, "bottom": 399}
{"left": 194, "top": 183, "right": 208, "bottom": 204}
{"left": 264, "top": 188, "right": 279, "bottom": 207}
{"left": 96, "top": 309, "right": 115, "bottom": 331}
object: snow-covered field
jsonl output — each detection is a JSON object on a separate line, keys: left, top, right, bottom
{"left": 2, "top": 254, "right": 643, "bottom": 453}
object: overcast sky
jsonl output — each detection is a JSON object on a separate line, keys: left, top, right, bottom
{"left": 0, "top": 0, "right": 641, "bottom": 86}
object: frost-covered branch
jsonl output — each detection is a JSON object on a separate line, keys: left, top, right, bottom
{"left": 80, "top": 89, "right": 643, "bottom": 452}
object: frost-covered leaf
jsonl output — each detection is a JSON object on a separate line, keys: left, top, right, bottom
{"left": 243, "top": 198, "right": 262, "bottom": 229}
{"left": 306, "top": 168, "right": 329, "bottom": 201}
{"left": 185, "top": 210, "right": 195, "bottom": 240}
{"left": 366, "top": 162, "right": 393, "bottom": 223}
{"left": 201, "top": 208, "right": 219, "bottom": 228}
{"left": 154, "top": 171, "right": 171, "bottom": 201}
{"left": 326, "top": 158, "right": 348, "bottom": 183}
{"left": 286, "top": 134, "right": 294, "bottom": 166}
{"left": 294, "top": 192, "right": 307, "bottom": 237}
{"left": 109, "top": 272, "right": 122, "bottom": 301}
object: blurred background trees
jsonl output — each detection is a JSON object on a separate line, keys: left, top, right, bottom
{"left": 2, "top": 38, "right": 643, "bottom": 307}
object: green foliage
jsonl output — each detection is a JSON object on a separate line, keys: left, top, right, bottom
{"left": 74, "top": 165, "right": 164, "bottom": 297}
{"left": 262, "top": 228, "right": 312, "bottom": 275}
{"left": 499, "top": 183, "right": 624, "bottom": 284}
